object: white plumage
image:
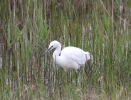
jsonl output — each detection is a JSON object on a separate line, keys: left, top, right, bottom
{"left": 41, "top": 40, "right": 90, "bottom": 71}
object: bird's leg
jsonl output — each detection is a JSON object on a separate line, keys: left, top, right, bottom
{"left": 63, "top": 68, "right": 67, "bottom": 85}
{"left": 75, "top": 68, "right": 81, "bottom": 86}
{"left": 75, "top": 70, "right": 78, "bottom": 86}
{"left": 69, "top": 70, "right": 72, "bottom": 84}
{"left": 64, "top": 68, "right": 67, "bottom": 72}
{"left": 84, "top": 64, "right": 88, "bottom": 76}
{"left": 78, "top": 68, "right": 82, "bottom": 87}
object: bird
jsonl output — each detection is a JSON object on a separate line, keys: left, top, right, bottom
{"left": 41, "top": 40, "right": 90, "bottom": 71}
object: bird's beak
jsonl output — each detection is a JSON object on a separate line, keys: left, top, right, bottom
{"left": 41, "top": 46, "right": 53, "bottom": 57}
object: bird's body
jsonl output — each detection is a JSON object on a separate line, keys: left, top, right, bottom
{"left": 55, "top": 46, "right": 90, "bottom": 70}
{"left": 42, "top": 40, "right": 90, "bottom": 71}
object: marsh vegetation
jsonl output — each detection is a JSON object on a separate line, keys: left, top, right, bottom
{"left": 0, "top": 0, "right": 131, "bottom": 100}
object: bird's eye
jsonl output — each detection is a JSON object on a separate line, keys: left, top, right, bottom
{"left": 49, "top": 46, "right": 53, "bottom": 50}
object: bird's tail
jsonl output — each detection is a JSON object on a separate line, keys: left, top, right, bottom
{"left": 85, "top": 52, "right": 93, "bottom": 61}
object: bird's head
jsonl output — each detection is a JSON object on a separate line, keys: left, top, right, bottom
{"left": 41, "top": 40, "right": 61, "bottom": 57}
{"left": 48, "top": 40, "right": 60, "bottom": 50}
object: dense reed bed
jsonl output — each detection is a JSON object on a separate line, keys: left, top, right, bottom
{"left": 0, "top": 0, "right": 131, "bottom": 99}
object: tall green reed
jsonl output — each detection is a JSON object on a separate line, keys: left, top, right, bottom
{"left": 0, "top": 0, "right": 131, "bottom": 100}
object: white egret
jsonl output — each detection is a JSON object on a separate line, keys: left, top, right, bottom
{"left": 41, "top": 40, "right": 90, "bottom": 71}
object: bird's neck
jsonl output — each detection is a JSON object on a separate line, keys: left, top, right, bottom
{"left": 53, "top": 46, "right": 61, "bottom": 61}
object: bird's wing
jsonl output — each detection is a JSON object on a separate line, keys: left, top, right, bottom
{"left": 61, "top": 47, "right": 87, "bottom": 65}
{"left": 70, "top": 54, "right": 85, "bottom": 65}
